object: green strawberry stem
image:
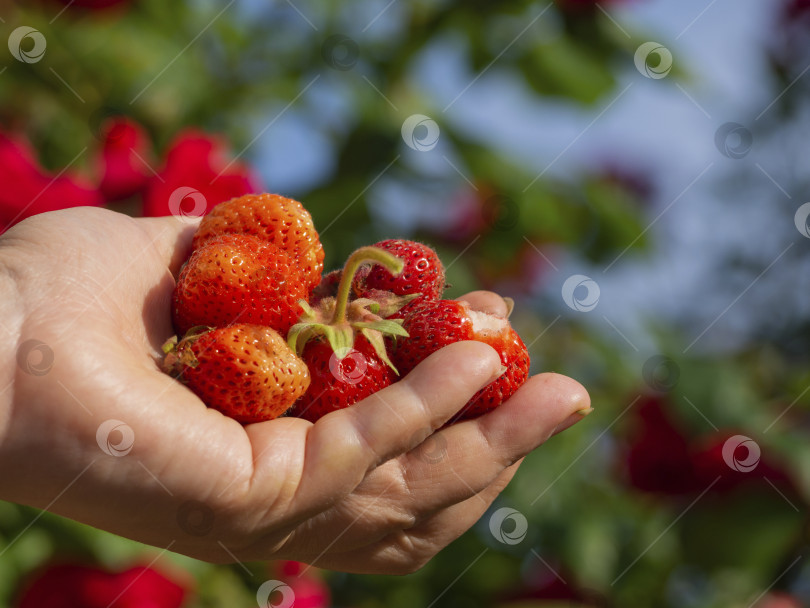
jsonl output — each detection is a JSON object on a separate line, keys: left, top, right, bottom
{"left": 331, "top": 246, "right": 404, "bottom": 325}
{"left": 287, "top": 246, "right": 408, "bottom": 373}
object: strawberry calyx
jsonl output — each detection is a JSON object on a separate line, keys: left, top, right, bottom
{"left": 161, "top": 325, "right": 211, "bottom": 376}
{"left": 287, "top": 246, "right": 413, "bottom": 373}
{"left": 355, "top": 289, "right": 421, "bottom": 317}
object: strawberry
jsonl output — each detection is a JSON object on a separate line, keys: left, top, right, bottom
{"left": 288, "top": 246, "right": 415, "bottom": 422}
{"left": 193, "top": 193, "right": 325, "bottom": 291}
{"left": 291, "top": 335, "right": 396, "bottom": 422}
{"left": 352, "top": 239, "right": 445, "bottom": 313}
{"left": 310, "top": 268, "right": 342, "bottom": 306}
{"left": 392, "top": 299, "right": 530, "bottom": 420}
{"left": 163, "top": 324, "right": 310, "bottom": 424}
{"left": 172, "top": 233, "right": 307, "bottom": 335}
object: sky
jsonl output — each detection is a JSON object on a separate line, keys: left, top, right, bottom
{"left": 243, "top": 0, "right": 800, "bottom": 358}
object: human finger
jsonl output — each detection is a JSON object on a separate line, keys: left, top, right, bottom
{"left": 287, "top": 341, "right": 502, "bottom": 515}
{"left": 455, "top": 290, "right": 510, "bottom": 317}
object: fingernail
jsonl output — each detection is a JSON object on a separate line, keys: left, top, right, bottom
{"left": 503, "top": 297, "right": 515, "bottom": 318}
{"left": 551, "top": 407, "right": 593, "bottom": 437}
{"left": 487, "top": 365, "right": 508, "bottom": 383}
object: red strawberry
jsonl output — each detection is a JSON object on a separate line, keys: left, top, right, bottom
{"left": 193, "top": 193, "right": 324, "bottom": 291}
{"left": 162, "top": 324, "right": 310, "bottom": 424}
{"left": 310, "top": 269, "right": 342, "bottom": 306}
{"left": 288, "top": 246, "right": 414, "bottom": 422}
{"left": 352, "top": 239, "right": 445, "bottom": 313}
{"left": 292, "top": 336, "right": 396, "bottom": 422}
{"left": 392, "top": 300, "right": 530, "bottom": 420}
{"left": 172, "top": 234, "right": 307, "bottom": 335}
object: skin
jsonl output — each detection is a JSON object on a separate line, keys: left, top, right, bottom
{"left": 0, "top": 208, "right": 590, "bottom": 574}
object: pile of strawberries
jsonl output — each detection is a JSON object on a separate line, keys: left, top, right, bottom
{"left": 162, "top": 193, "right": 530, "bottom": 424}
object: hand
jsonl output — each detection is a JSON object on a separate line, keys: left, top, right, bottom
{"left": 0, "top": 207, "right": 590, "bottom": 574}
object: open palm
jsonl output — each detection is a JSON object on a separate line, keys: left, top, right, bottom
{"left": 0, "top": 207, "right": 589, "bottom": 574}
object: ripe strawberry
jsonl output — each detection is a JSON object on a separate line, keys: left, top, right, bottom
{"left": 288, "top": 246, "right": 414, "bottom": 422}
{"left": 352, "top": 239, "right": 445, "bottom": 313}
{"left": 193, "top": 193, "right": 325, "bottom": 291}
{"left": 172, "top": 234, "right": 307, "bottom": 335}
{"left": 392, "top": 299, "right": 530, "bottom": 420}
{"left": 291, "top": 336, "right": 396, "bottom": 422}
{"left": 310, "top": 268, "right": 342, "bottom": 306}
{"left": 163, "top": 324, "right": 310, "bottom": 424}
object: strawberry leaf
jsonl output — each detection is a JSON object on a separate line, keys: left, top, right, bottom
{"left": 359, "top": 328, "right": 399, "bottom": 375}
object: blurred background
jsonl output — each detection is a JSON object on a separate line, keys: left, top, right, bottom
{"left": 1, "top": 0, "right": 810, "bottom": 606}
